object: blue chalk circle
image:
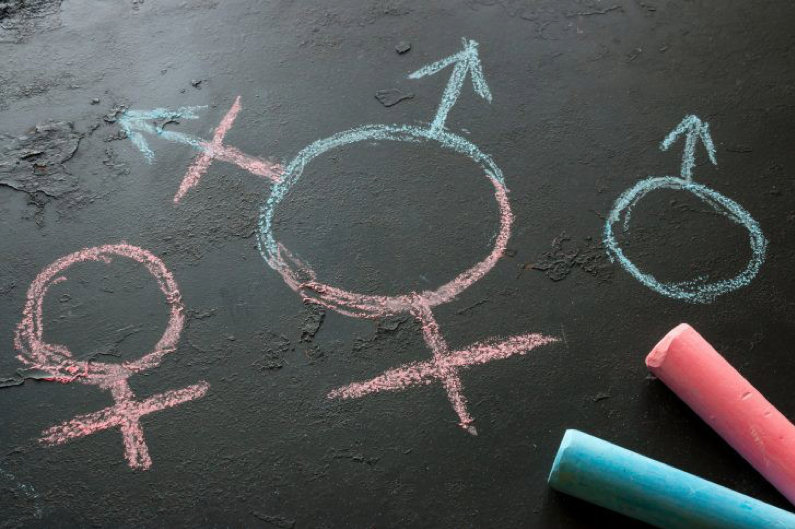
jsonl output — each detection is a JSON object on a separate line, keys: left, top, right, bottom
{"left": 258, "top": 38, "right": 502, "bottom": 272}
{"left": 604, "top": 176, "right": 767, "bottom": 303}
{"left": 549, "top": 430, "right": 795, "bottom": 529}
{"left": 603, "top": 115, "right": 767, "bottom": 303}
{"left": 257, "top": 123, "right": 505, "bottom": 268}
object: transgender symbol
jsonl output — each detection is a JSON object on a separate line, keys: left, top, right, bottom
{"left": 14, "top": 244, "right": 209, "bottom": 470}
{"left": 261, "top": 39, "right": 557, "bottom": 434}
{"left": 603, "top": 115, "right": 767, "bottom": 304}
{"left": 120, "top": 39, "right": 557, "bottom": 435}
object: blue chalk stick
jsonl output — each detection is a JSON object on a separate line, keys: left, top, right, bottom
{"left": 548, "top": 430, "right": 795, "bottom": 529}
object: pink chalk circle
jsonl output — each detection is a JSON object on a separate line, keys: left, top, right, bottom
{"left": 258, "top": 124, "right": 514, "bottom": 318}
{"left": 14, "top": 243, "right": 208, "bottom": 470}
{"left": 14, "top": 243, "right": 184, "bottom": 385}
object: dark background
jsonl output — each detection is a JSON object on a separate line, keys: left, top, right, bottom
{"left": 2, "top": 0, "right": 795, "bottom": 527}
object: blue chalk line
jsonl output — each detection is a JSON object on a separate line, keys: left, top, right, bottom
{"left": 603, "top": 115, "right": 767, "bottom": 303}
{"left": 660, "top": 114, "right": 717, "bottom": 181}
{"left": 409, "top": 38, "right": 492, "bottom": 136}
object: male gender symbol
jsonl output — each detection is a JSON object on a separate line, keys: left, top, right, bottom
{"left": 603, "top": 115, "right": 767, "bottom": 303}
{"left": 14, "top": 244, "right": 209, "bottom": 470}
{"left": 120, "top": 38, "right": 557, "bottom": 435}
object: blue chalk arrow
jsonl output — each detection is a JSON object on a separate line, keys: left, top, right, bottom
{"left": 118, "top": 105, "right": 207, "bottom": 163}
{"left": 409, "top": 38, "right": 492, "bottom": 136}
{"left": 660, "top": 114, "right": 717, "bottom": 181}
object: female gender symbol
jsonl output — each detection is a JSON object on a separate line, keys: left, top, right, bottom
{"left": 604, "top": 115, "right": 767, "bottom": 304}
{"left": 14, "top": 244, "right": 209, "bottom": 470}
{"left": 257, "top": 39, "right": 557, "bottom": 434}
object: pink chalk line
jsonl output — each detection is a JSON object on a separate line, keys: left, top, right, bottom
{"left": 174, "top": 96, "right": 283, "bottom": 203}
{"left": 14, "top": 244, "right": 209, "bottom": 470}
{"left": 263, "top": 169, "right": 557, "bottom": 432}
{"left": 328, "top": 296, "right": 557, "bottom": 434}
{"left": 270, "top": 178, "right": 514, "bottom": 319}
{"left": 40, "top": 379, "right": 209, "bottom": 470}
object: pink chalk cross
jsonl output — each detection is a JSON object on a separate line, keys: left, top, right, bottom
{"left": 328, "top": 299, "right": 557, "bottom": 434}
{"left": 41, "top": 378, "right": 209, "bottom": 470}
{"left": 174, "top": 96, "right": 283, "bottom": 203}
{"left": 15, "top": 244, "right": 211, "bottom": 471}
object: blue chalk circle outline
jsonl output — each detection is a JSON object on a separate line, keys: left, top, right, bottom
{"left": 604, "top": 175, "right": 767, "bottom": 303}
{"left": 258, "top": 123, "right": 505, "bottom": 269}
{"left": 259, "top": 38, "right": 503, "bottom": 280}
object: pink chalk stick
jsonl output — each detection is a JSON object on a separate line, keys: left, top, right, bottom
{"left": 646, "top": 323, "right": 795, "bottom": 506}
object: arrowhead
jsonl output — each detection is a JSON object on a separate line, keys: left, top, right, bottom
{"left": 118, "top": 105, "right": 206, "bottom": 163}
{"left": 409, "top": 38, "right": 492, "bottom": 103}
{"left": 660, "top": 114, "right": 717, "bottom": 179}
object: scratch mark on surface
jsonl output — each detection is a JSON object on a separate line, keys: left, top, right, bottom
{"left": 565, "top": 5, "right": 622, "bottom": 17}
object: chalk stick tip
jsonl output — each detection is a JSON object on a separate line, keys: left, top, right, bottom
{"left": 645, "top": 323, "right": 696, "bottom": 369}
{"left": 548, "top": 429, "right": 581, "bottom": 486}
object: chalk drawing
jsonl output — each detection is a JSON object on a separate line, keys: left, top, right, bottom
{"left": 14, "top": 244, "right": 209, "bottom": 470}
{"left": 660, "top": 114, "right": 716, "bottom": 182}
{"left": 257, "top": 38, "right": 557, "bottom": 434}
{"left": 119, "top": 105, "right": 206, "bottom": 163}
{"left": 408, "top": 38, "right": 492, "bottom": 136}
{"left": 603, "top": 115, "right": 767, "bottom": 303}
{"left": 119, "top": 98, "right": 283, "bottom": 203}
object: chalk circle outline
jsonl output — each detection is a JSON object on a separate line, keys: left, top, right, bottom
{"left": 258, "top": 124, "right": 512, "bottom": 317}
{"left": 604, "top": 176, "right": 767, "bottom": 303}
{"left": 14, "top": 244, "right": 185, "bottom": 385}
